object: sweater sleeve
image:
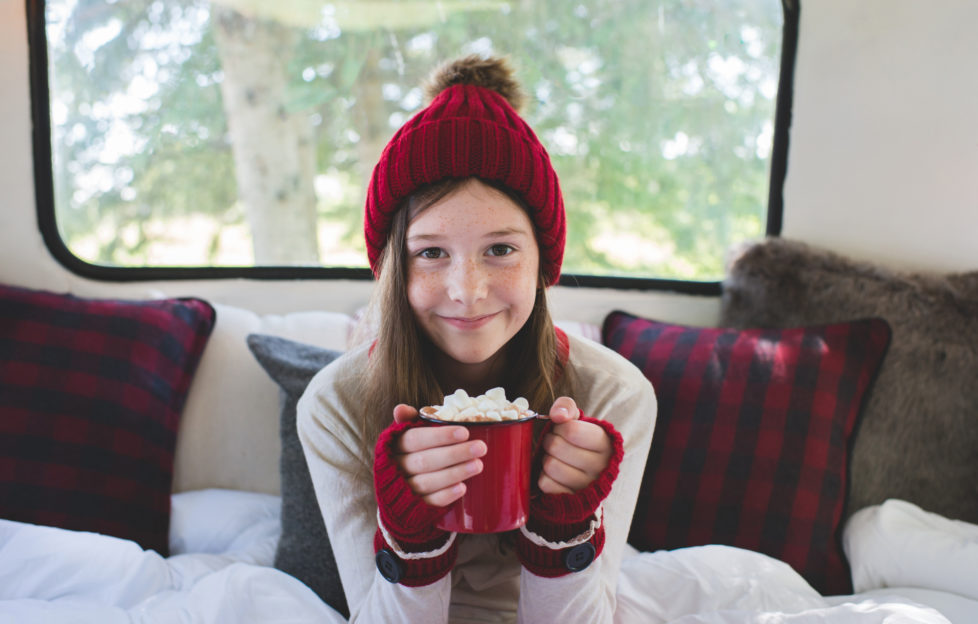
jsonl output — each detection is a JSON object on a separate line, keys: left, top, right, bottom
{"left": 372, "top": 419, "right": 458, "bottom": 587}
{"left": 516, "top": 415, "right": 623, "bottom": 577}
{"left": 296, "top": 348, "right": 453, "bottom": 623}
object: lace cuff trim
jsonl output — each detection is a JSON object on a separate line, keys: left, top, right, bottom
{"left": 518, "top": 506, "right": 603, "bottom": 549}
{"left": 376, "top": 510, "right": 458, "bottom": 560}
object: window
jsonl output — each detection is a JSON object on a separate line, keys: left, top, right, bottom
{"left": 33, "top": 0, "right": 790, "bottom": 286}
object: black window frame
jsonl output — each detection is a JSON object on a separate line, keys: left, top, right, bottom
{"left": 26, "top": 0, "right": 797, "bottom": 295}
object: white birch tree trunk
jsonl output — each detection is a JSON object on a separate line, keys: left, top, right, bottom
{"left": 212, "top": 6, "right": 319, "bottom": 265}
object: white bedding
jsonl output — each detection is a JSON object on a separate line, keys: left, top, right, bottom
{"left": 0, "top": 490, "right": 344, "bottom": 624}
{"left": 616, "top": 546, "right": 951, "bottom": 623}
{"left": 0, "top": 492, "right": 971, "bottom": 624}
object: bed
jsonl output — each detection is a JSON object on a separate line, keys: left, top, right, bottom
{"left": 1, "top": 490, "right": 974, "bottom": 622}
{"left": 2, "top": 238, "right": 977, "bottom": 623}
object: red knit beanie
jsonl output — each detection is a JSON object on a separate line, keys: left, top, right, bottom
{"left": 364, "top": 55, "right": 566, "bottom": 286}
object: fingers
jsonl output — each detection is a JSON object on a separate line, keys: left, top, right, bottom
{"left": 538, "top": 419, "right": 613, "bottom": 493}
{"left": 399, "top": 434, "right": 486, "bottom": 474}
{"left": 419, "top": 484, "right": 467, "bottom": 508}
{"left": 538, "top": 437, "right": 603, "bottom": 492}
{"left": 549, "top": 419, "right": 611, "bottom": 454}
{"left": 538, "top": 456, "right": 587, "bottom": 494}
{"left": 395, "top": 424, "right": 487, "bottom": 507}
{"left": 410, "top": 458, "right": 483, "bottom": 507}
{"left": 392, "top": 403, "right": 419, "bottom": 424}
{"left": 399, "top": 423, "right": 467, "bottom": 453}
{"left": 548, "top": 396, "right": 580, "bottom": 423}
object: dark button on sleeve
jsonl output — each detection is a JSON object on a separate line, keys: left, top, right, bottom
{"left": 563, "top": 542, "right": 596, "bottom": 572}
{"left": 376, "top": 548, "right": 404, "bottom": 583}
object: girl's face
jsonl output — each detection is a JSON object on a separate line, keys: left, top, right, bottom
{"left": 406, "top": 179, "right": 540, "bottom": 383}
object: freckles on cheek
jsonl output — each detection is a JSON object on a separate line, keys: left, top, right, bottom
{"left": 407, "top": 270, "right": 442, "bottom": 306}
{"left": 500, "top": 262, "right": 539, "bottom": 294}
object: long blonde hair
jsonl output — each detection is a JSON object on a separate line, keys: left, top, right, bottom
{"left": 358, "top": 177, "right": 565, "bottom": 455}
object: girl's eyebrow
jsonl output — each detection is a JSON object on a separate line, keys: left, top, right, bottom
{"left": 407, "top": 226, "right": 531, "bottom": 242}
{"left": 406, "top": 233, "right": 444, "bottom": 243}
{"left": 485, "top": 227, "right": 531, "bottom": 237}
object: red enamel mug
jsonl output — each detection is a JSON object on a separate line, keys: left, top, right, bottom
{"left": 420, "top": 411, "right": 536, "bottom": 533}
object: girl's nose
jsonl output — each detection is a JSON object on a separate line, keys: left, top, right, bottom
{"left": 447, "top": 258, "right": 489, "bottom": 304}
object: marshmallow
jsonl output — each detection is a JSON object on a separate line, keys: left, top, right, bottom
{"left": 424, "top": 387, "right": 534, "bottom": 422}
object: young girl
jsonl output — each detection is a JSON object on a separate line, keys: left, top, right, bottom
{"left": 297, "top": 55, "right": 656, "bottom": 623}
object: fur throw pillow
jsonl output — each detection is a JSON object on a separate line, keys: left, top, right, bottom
{"left": 721, "top": 238, "right": 978, "bottom": 524}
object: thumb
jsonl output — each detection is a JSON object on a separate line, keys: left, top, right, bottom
{"left": 392, "top": 403, "right": 420, "bottom": 424}
{"left": 548, "top": 396, "right": 580, "bottom": 424}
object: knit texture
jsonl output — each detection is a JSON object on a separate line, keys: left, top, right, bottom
{"left": 373, "top": 419, "right": 457, "bottom": 585}
{"left": 372, "top": 529, "right": 457, "bottom": 588}
{"left": 517, "top": 415, "right": 624, "bottom": 576}
{"left": 365, "top": 82, "right": 566, "bottom": 286}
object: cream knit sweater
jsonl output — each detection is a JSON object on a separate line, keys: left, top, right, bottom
{"left": 298, "top": 332, "right": 656, "bottom": 623}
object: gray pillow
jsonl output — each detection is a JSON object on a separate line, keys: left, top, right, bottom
{"left": 721, "top": 238, "right": 978, "bottom": 525}
{"left": 246, "top": 333, "right": 348, "bottom": 618}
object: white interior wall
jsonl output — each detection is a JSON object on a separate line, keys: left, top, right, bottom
{"left": 782, "top": 0, "right": 978, "bottom": 272}
{"left": 1, "top": 0, "right": 975, "bottom": 330}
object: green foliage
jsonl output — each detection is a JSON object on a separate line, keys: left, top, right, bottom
{"left": 46, "top": 0, "right": 781, "bottom": 278}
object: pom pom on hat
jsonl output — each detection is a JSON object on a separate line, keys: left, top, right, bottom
{"left": 364, "top": 55, "right": 566, "bottom": 286}
{"left": 423, "top": 54, "right": 527, "bottom": 111}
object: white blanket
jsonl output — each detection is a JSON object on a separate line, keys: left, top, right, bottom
{"left": 845, "top": 499, "right": 978, "bottom": 599}
{"left": 0, "top": 492, "right": 965, "bottom": 623}
{"left": 0, "top": 490, "right": 343, "bottom": 624}
{"left": 616, "top": 546, "right": 950, "bottom": 623}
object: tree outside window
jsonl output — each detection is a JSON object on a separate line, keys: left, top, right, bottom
{"left": 44, "top": 0, "right": 782, "bottom": 281}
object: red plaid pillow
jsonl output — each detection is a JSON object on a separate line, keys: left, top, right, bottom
{"left": 602, "top": 311, "right": 890, "bottom": 595}
{"left": 0, "top": 284, "right": 215, "bottom": 554}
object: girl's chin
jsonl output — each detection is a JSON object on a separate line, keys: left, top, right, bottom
{"left": 442, "top": 349, "right": 500, "bottom": 367}
{"left": 433, "top": 342, "right": 507, "bottom": 370}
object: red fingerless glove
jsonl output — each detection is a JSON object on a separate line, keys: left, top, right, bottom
{"left": 517, "top": 415, "right": 624, "bottom": 577}
{"left": 373, "top": 419, "right": 458, "bottom": 586}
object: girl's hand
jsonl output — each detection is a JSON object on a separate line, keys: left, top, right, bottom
{"left": 538, "top": 397, "right": 613, "bottom": 495}
{"left": 392, "top": 404, "right": 487, "bottom": 507}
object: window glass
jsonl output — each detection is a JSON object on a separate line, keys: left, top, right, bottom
{"left": 44, "top": 0, "right": 783, "bottom": 280}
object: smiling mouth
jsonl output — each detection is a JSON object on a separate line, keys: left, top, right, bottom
{"left": 441, "top": 312, "right": 497, "bottom": 329}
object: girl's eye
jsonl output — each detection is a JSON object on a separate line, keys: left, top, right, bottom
{"left": 418, "top": 247, "right": 445, "bottom": 259}
{"left": 488, "top": 244, "right": 514, "bottom": 257}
